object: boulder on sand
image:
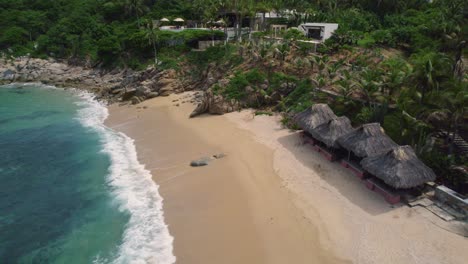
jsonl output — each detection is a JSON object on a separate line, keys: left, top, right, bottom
{"left": 189, "top": 90, "right": 239, "bottom": 118}
{"left": 121, "top": 88, "right": 137, "bottom": 101}
{"left": 190, "top": 157, "right": 211, "bottom": 167}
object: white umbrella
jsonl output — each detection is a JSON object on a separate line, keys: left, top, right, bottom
{"left": 173, "top": 18, "right": 185, "bottom": 22}
{"left": 160, "top": 18, "right": 170, "bottom": 22}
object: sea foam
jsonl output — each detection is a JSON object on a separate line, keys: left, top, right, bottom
{"left": 73, "top": 91, "right": 176, "bottom": 264}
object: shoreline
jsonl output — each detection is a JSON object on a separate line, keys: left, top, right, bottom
{"left": 105, "top": 92, "right": 468, "bottom": 264}
{"left": 105, "top": 92, "right": 348, "bottom": 264}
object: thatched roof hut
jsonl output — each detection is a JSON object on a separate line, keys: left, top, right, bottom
{"left": 360, "top": 146, "right": 436, "bottom": 189}
{"left": 337, "top": 123, "right": 398, "bottom": 158}
{"left": 294, "top": 104, "right": 337, "bottom": 134}
{"left": 310, "top": 116, "right": 354, "bottom": 148}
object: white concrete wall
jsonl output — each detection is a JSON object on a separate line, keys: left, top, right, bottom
{"left": 299, "top": 23, "right": 339, "bottom": 42}
{"left": 322, "top": 24, "right": 339, "bottom": 41}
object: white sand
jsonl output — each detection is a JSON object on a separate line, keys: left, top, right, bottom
{"left": 226, "top": 110, "right": 468, "bottom": 264}
{"left": 107, "top": 91, "right": 467, "bottom": 264}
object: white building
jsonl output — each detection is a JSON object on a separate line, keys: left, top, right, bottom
{"left": 298, "top": 23, "right": 339, "bottom": 43}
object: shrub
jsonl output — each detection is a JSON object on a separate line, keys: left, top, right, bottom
{"left": 244, "top": 68, "right": 266, "bottom": 85}
{"left": 283, "top": 80, "right": 314, "bottom": 112}
{"left": 0, "top": 26, "right": 29, "bottom": 48}
{"left": 268, "top": 72, "right": 298, "bottom": 94}
{"left": 283, "top": 28, "right": 306, "bottom": 40}
{"left": 254, "top": 111, "right": 273, "bottom": 116}
{"left": 371, "top": 29, "right": 395, "bottom": 46}
{"left": 223, "top": 72, "right": 249, "bottom": 100}
{"left": 95, "top": 35, "right": 122, "bottom": 67}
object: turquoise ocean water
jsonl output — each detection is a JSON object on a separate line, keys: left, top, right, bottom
{"left": 0, "top": 84, "right": 174, "bottom": 264}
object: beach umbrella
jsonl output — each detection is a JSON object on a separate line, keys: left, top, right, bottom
{"left": 216, "top": 19, "right": 226, "bottom": 25}
{"left": 337, "top": 123, "right": 398, "bottom": 158}
{"left": 173, "top": 18, "right": 185, "bottom": 22}
{"left": 360, "top": 145, "right": 436, "bottom": 189}
{"left": 160, "top": 18, "right": 170, "bottom": 22}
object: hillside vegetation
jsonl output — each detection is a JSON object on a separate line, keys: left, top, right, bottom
{"left": 1, "top": 0, "right": 467, "bottom": 191}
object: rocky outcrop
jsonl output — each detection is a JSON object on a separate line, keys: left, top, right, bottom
{"left": 189, "top": 90, "right": 239, "bottom": 118}
{"left": 0, "top": 57, "right": 185, "bottom": 104}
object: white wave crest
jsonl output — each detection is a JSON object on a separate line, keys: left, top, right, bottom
{"left": 73, "top": 91, "right": 176, "bottom": 264}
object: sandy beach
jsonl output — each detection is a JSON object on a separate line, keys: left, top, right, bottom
{"left": 105, "top": 92, "right": 468, "bottom": 264}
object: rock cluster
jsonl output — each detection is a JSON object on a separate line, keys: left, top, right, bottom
{"left": 190, "top": 153, "right": 226, "bottom": 167}
{"left": 0, "top": 57, "right": 184, "bottom": 104}
{"left": 189, "top": 90, "right": 240, "bottom": 118}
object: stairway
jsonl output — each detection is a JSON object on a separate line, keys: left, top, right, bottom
{"left": 434, "top": 131, "right": 468, "bottom": 157}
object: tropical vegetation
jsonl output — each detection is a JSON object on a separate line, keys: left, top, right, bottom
{"left": 0, "top": 0, "right": 467, "bottom": 192}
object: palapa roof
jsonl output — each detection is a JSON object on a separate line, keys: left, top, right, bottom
{"left": 294, "top": 104, "right": 337, "bottom": 134}
{"left": 360, "top": 145, "right": 436, "bottom": 189}
{"left": 310, "top": 116, "right": 354, "bottom": 148}
{"left": 337, "top": 123, "right": 398, "bottom": 158}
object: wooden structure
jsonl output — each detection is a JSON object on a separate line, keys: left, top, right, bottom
{"left": 295, "top": 104, "right": 437, "bottom": 205}
{"left": 295, "top": 104, "right": 338, "bottom": 161}
{"left": 270, "top": 24, "right": 287, "bottom": 37}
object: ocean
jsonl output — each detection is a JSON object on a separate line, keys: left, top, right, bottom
{"left": 0, "top": 83, "right": 175, "bottom": 263}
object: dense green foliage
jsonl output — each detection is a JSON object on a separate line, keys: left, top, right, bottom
{"left": 0, "top": 0, "right": 224, "bottom": 67}
{"left": 1, "top": 1, "right": 466, "bottom": 65}
{"left": 1, "top": 0, "right": 467, "bottom": 191}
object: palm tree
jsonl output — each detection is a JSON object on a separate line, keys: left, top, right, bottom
{"left": 381, "top": 58, "right": 411, "bottom": 97}
{"left": 144, "top": 19, "right": 158, "bottom": 65}
{"left": 410, "top": 51, "right": 452, "bottom": 104}
{"left": 443, "top": 28, "right": 466, "bottom": 81}
{"left": 333, "top": 69, "right": 355, "bottom": 95}
{"left": 354, "top": 67, "right": 385, "bottom": 104}
{"left": 428, "top": 80, "right": 468, "bottom": 157}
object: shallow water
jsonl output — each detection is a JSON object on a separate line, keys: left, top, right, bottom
{"left": 0, "top": 84, "right": 174, "bottom": 263}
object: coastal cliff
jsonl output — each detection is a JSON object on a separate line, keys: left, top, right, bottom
{"left": 0, "top": 57, "right": 186, "bottom": 104}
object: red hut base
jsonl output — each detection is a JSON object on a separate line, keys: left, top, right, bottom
{"left": 315, "top": 145, "right": 337, "bottom": 162}
{"left": 340, "top": 160, "right": 366, "bottom": 179}
{"left": 365, "top": 178, "right": 401, "bottom": 204}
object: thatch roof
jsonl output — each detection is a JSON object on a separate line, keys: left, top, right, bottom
{"left": 310, "top": 116, "right": 354, "bottom": 148}
{"left": 337, "top": 123, "right": 398, "bottom": 158}
{"left": 360, "top": 145, "right": 436, "bottom": 189}
{"left": 294, "top": 104, "right": 337, "bottom": 134}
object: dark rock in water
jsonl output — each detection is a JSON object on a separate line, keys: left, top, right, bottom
{"left": 190, "top": 157, "right": 211, "bottom": 167}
